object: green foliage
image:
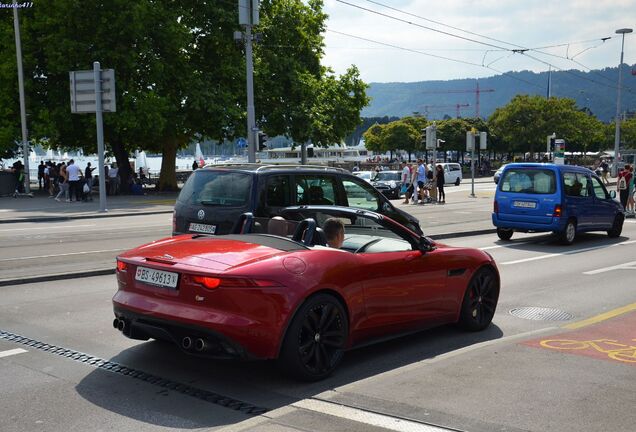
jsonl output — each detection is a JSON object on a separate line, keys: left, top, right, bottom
{"left": 620, "top": 117, "right": 636, "bottom": 149}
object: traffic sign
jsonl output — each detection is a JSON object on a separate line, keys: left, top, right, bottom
{"left": 237, "top": 138, "right": 247, "bottom": 148}
{"left": 69, "top": 69, "right": 116, "bottom": 113}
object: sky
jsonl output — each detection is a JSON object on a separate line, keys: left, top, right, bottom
{"left": 321, "top": 0, "right": 636, "bottom": 83}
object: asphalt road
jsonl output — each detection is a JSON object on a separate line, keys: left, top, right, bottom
{"left": 1, "top": 215, "right": 635, "bottom": 431}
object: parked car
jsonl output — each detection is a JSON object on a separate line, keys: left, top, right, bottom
{"left": 436, "top": 163, "right": 462, "bottom": 186}
{"left": 352, "top": 170, "right": 374, "bottom": 183}
{"left": 113, "top": 206, "right": 500, "bottom": 380}
{"left": 492, "top": 163, "right": 623, "bottom": 244}
{"left": 173, "top": 164, "right": 422, "bottom": 236}
{"left": 371, "top": 170, "right": 402, "bottom": 199}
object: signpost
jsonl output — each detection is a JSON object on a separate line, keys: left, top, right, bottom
{"left": 69, "top": 62, "right": 116, "bottom": 212}
{"left": 554, "top": 139, "right": 565, "bottom": 165}
{"left": 466, "top": 129, "right": 487, "bottom": 198}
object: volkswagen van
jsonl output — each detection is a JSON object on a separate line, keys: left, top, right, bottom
{"left": 492, "top": 163, "right": 623, "bottom": 244}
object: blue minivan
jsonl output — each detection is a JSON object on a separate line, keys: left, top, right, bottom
{"left": 492, "top": 163, "right": 624, "bottom": 244}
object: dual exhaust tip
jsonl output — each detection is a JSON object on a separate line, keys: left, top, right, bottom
{"left": 181, "top": 336, "right": 208, "bottom": 352}
{"left": 113, "top": 318, "right": 126, "bottom": 332}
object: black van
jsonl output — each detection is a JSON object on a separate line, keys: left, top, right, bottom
{"left": 173, "top": 164, "right": 422, "bottom": 235}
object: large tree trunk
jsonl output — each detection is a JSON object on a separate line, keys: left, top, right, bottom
{"left": 158, "top": 137, "right": 179, "bottom": 191}
{"left": 111, "top": 140, "right": 131, "bottom": 194}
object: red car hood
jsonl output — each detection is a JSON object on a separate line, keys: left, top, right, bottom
{"left": 120, "top": 236, "right": 284, "bottom": 272}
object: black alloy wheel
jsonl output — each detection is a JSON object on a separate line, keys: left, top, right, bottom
{"left": 458, "top": 267, "right": 499, "bottom": 331}
{"left": 607, "top": 214, "right": 624, "bottom": 238}
{"left": 280, "top": 294, "right": 348, "bottom": 381}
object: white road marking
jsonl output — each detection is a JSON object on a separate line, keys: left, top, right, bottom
{"left": 293, "top": 399, "right": 453, "bottom": 432}
{"left": 0, "top": 348, "right": 27, "bottom": 358}
{"left": 584, "top": 260, "right": 636, "bottom": 275}
{"left": 501, "top": 239, "right": 636, "bottom": 265}
{"left": 0, "top": 224, "right": 95, "bottom": 232}
{"left": 0, "top": 248, "right": 127, "bottom": 262}
{"left": 0, "top": 222, "right": 169, "bottom": 234}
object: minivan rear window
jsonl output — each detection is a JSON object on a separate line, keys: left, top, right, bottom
{"left": 179, "top": 171, "right": 252, "bottom": 206}
{"left": 499, "top": 168, "right": 556, "bottom": 194}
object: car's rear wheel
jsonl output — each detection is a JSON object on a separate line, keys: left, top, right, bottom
{"left": 279, "top": 294, "right": 348, "bottom": 381}
{"left": 560, "top": 219, "right": 577, "bottom": 245}
{"left": 458, "top": 267, "right": 499, "bottom": 332}
{"left": 496, "top": 228, "right": 513, "bottom": 241}
{"left": 607, "top": 214, "right": 624, "bottom": 238}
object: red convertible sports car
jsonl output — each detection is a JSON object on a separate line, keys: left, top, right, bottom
{"left": 113, "top": 206, "right": 500, "bottom": 380}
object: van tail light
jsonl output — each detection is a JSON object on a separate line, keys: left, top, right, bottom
{"left": 553, "top": 204, "right": 563, "bottom": 217}
{"left": 116, "top": 260, "right": 128, "bottom": 272}
{"left": 493, "top": 200, "right": 499, "bottom": 214}
{"left": 191, "top": 276, "right": 280, "bottom": 290}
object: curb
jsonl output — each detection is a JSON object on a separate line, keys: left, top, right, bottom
{"left": 0, "top": 268, "right": 115, "bottom": 287}
{"left": 428, "top": 228, "right": 496, "bottom": 240}
{"left": 0, "top": 210, "right": 174, "bottom": 224}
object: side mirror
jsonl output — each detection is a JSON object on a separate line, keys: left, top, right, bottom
{"left": 418, "top": 236, "right": 435, "bottom": 252}
{"left": 609, "top": 190, "right": 616, "bottom": 199}
{"left": 382, "top": 201, "right": 392, "bottom": 212}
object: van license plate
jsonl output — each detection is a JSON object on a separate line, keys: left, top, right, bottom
{"left": 135, "top": 266, "right": 179, "bottom": 289}
{"left": 513, "top": 201, "right": 536, "bottom": 209}
{"left": 189, "top": 223, "right": 216, "bottom": 234}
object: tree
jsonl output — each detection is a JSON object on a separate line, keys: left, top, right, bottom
{"left": 381, "top": 120, "right": 420, "bottom": 160}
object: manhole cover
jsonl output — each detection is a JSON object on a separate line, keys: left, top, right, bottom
{"left": 509, "top": 307, "right": 574, "bottom": 321}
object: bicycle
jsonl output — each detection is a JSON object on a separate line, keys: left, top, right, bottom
{"left": 540, "top": 338, "right": 636, "bottom": 363}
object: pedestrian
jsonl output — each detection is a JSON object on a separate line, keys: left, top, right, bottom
{"left": 415, "top": 159, "right": 427, "bottom": 204}
{"left": 410, "top": 162, "right": 418, "bottom": 204}
{"left": 84, "top": 162, "right": 95, "bottom": 188}
{"left": 436, "top": 164, "right": 446, "bottom": 203}
{"left": 108, "top": 162, "right": 119, "bottom": 195}
{"left": 192, "top": 160, "right": 198, "bottom": 171}
{"left": 48, "top": 163, "right": 57, "bottom": 197}
{"left": 617, "top": 164, "right": 632, "bottom": 210}
{"left": 11, "top": 160, "right": 25, "bottom": 194}
{"left": 401, "top": 161, "right": 410, "bottom": 204}
{"left": 601, "top": 159, "right": 610, "bottom": 185}
{"left": 66, "top": 159, "right": 81, "bottom": 202}
{"left": 37, "top": 161, "right": 45, "bottom": 190}
{"left": 627, "top": 166, "right": 635, "bottom": 216}
{"left": 55, "top": 162, "right": 69, "bottom": 202}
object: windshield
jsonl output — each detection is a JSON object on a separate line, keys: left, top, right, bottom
{"left": 374, "top": 172, "right": 400, "bottom": 181}
{"left": 499, "top": 168, "right": 556, "bottom": 194}
{"left": 179, "top": 171, "right": 252, "bottom": 206}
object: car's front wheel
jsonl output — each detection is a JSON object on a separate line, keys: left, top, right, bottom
{"left": 458, "top": 267, "right": 499, "bottom": 331}
{"left": 607, "top": 214, "right": 624, "bottom": 238}
{"left": 279, "top": 294, "right": 348, "bottom": 381}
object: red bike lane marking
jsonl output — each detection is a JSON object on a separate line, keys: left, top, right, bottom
{"left": 522, "top": 311, "right": 636, "bottom": 366}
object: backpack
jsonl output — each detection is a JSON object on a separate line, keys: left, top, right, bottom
{"left": 618, "top": 176, "right": 627, "bottom": 190}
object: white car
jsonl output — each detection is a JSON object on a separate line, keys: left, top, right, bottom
{"left": 434, "top": 163, "right": 462, "bottom": 186}
{"left": 352, "top": 171, "right": 375, "bottom": 183}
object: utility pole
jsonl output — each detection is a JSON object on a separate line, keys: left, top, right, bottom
{"left": 13, "top": 6, "right": 30, "bottom": 193}
{"left": 238, "top": 0, "right": 259, "bottom": 163}
{"left": 613, "top": 28, "right": 633, "bottom": 176}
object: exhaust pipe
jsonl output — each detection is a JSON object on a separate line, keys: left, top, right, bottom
{"left": 182, "top": 336, "right": 193, "bottom": 350}
{"left": 194, "top": 338, "right": 207, "bottom": 352}
{"left": 113, "top": 318, "right": 120, "bottom": 329}
{"left": 117, "top": 319, "right": 126, "bottom": 332}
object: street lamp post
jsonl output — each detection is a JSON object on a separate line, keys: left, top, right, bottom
{"left": 13, "top": 6, "right": 30, "bottom": 193}
{"left": 612, "top": 28, "right": 633, "bottom": 177}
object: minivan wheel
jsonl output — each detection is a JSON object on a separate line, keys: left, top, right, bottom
{"left": 607, "top": 214, "right": 624, "bottom": 238}
{"left": 497, "top": 228, "right": 513, "bottom": 241}
{"left": 455, "top": 177, "right": 460, "bottom": 186}
{"left": 560, "top": 220, "right": 577, "bottom": 245}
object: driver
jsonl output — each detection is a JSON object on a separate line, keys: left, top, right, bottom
{"left": 323, "top": 218, "right": 345, "bottom": 249}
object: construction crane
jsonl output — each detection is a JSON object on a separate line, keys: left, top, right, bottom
{"left": 420, "top": 82, "right": 495, "bottom": 118}
{"left": 423, "top": 103, "right": 470, "bottom": 118}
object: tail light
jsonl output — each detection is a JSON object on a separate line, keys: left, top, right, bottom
{"left": 116, "top": 260, "right": 128, "bottom": 272}
{"left": 553, "top": 204, "right": 562, "bottom": 217}
{"left": 191, "top": 276, "right": 279, "bottom": 290}
{"left": 493, "top": 200, "right": 499, "bottom": 214}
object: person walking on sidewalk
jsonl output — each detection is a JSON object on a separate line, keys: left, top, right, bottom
{"left": 66, "top": 159, "right": 81, "bottom": 202}
{"left": 55, "top": 163, "right": 69, "bottom": 202}
{"left": 401, "top": 161, "right": 410, "bottom": 204}
{"left": 617, "top": 164, "right": 632, "bottom": 210}
{"left": 436, "top": 164, "right": 446, "bottom": 204}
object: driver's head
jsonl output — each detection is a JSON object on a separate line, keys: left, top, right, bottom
{"left": 323, "top": 218, "right": 345, "bottom": 249}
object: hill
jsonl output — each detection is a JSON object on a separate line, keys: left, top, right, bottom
{"left": 362, "top": 65, "right": 636, "bottom": 123}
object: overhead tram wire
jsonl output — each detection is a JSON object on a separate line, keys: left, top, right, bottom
{"left": 343, "top": 0, "right": 625, "bottom": 91}
{"left": 326, "top": 29, "right": 546, "bottom": 90}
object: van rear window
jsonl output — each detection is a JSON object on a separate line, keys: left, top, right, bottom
{"left": 179, "top": 171, "right": 252, "bottom": 206}
{"left": 499, "top": 169, "right": 556, "bottom": 194}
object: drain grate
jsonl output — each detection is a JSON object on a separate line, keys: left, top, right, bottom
{"left": 509, "top": 307, "right": 574, "bottom": 321}
{"left": 0, "top": 329, "right": 268, "bottom": 415}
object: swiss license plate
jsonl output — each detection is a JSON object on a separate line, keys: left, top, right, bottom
{"left": 135, "top": 266, "right": 179, "bottom": 289}
{"left": 189, "top": 222, "right": 216, "bottom": 234}
{"left": 513, "top": 201, "right": 537, "bottom": 209}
